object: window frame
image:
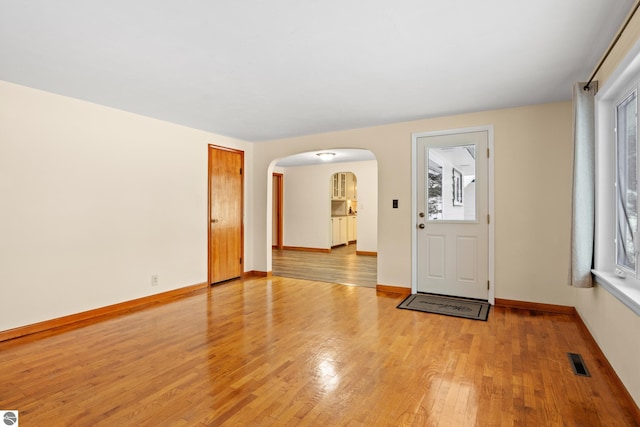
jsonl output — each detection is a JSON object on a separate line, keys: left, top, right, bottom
{"left": 593, "top": 42, "right": 640, "bottom": 316}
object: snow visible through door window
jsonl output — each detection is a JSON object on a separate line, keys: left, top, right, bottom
{"left": 427, "top": 145, "right": 476, "bottom": 221}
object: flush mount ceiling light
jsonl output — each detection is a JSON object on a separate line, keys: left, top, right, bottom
{"left": 316, "top": 152, "right": 336, "bottom": 161}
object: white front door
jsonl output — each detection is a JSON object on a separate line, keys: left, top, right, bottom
{"left": 415, "top": 129, "right": 489, "bottom": 300}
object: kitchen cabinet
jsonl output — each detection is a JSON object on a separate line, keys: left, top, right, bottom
{"left": 347, "top": 216, "right": 357, "bottom": 243}
{"left": 331, "top": 217, "right": 348, "bottom": 246}
{"left": 346, "top": 173, "right": 357, "bottom": 200}
{"left": 331, "top": 216, "right": 357, "bottom": 246}
{"left": 331, "top": 172, "right": 357, "bottom": 247}
{"left": 332, "top": 173, "right": 347, "bottom": 200}
{"left": 332, "top": 172, "right": 357, "bottom": 201}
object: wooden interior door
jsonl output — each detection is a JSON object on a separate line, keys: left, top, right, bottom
{"left": 209, "top": 145, "right": 243, "bottom": 284}
{"left": 272, "top": 173, "right": 283, "bottom": 249}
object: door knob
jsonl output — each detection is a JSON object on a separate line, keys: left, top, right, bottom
{"left": 211, "top": 219, "right": 219, "bottom": 223}
{"left": 418, "top": 223, "right": 425, "bottom": 229}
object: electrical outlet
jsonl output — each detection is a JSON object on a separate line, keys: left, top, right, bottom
{"left": 151, "top": 274, "right": 159, "bottom": 286}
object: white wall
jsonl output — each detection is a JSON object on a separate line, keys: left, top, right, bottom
{"left": 2, "top": 74, "right": 637, "bottom": 408}
{"left": 575, "top": 287, "right": 640, "bottom": 404}
{"left": 279, "top": 160, "right": 377, "bottom": 252}
{"left": 573, "top": 10, "right": 640, "bottom": 407}
{"left": 2, "top": 81, "right": 573, "bottom": 325}
{"left": 253, "top": 102, "right": 574, "bottom": 307}
{"left": 0, "top": 81, "right": 253, "bottom": 331}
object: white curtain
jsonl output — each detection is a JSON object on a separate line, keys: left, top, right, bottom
{"left": 570, "top": 82, "right": 596, "bottom": 288}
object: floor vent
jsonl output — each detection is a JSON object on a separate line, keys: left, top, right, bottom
{"left": 568, "top": 352, "right": 591, "bottom": 377}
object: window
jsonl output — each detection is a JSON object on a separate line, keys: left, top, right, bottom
{"left": 615, "top": 91, "right": 637, "bottom": 273}
{"left": 593, "top": 43, "right": 640, "bottom": 314}
{"left": 426, "top": 145, "right": 476, "bottom": 221}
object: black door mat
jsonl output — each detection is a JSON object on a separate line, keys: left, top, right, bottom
{"left": 397, "top": 293, "right": 490, "bottom": 321}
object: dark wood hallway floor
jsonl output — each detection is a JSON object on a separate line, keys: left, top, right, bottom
{"left": 272, "top": 244, "right": 377, "bottom": 287}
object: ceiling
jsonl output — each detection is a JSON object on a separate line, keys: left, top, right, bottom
{"left": 0, "top": 1, "right": 634, "bottom": 142}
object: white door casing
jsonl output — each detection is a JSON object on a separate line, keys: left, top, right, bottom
{"left": 412, "top": 127, "right": 494, "bottom": 302}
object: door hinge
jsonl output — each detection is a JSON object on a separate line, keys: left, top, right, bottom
{"left": 487, "top": 280, "right": 490, "bottom": 290}
{"left": 487, "top": 148, "right": 490, "bottom": 158}
{"left": 487, "top": 214, "right": 490, "bottom": 224}
{"left": 239, "top": 167, "right": 243, "bottom": 175}
{"left": 240, "top": 257, "right": 243, "bottom": 264}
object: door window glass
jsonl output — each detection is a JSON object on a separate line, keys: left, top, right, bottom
{"left": 427, "top": 145, "right": 476, "bottom": 221}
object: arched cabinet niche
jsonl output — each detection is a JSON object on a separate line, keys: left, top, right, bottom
{"left": 330, "top": 172, "right": 357, "bottom": 247}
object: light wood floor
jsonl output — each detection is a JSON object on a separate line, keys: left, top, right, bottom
{"left": 272, "top": 244, "right": 377, "bottom": 287}
{"left": 1, "top": 276, "right": 638, "bottom": 426}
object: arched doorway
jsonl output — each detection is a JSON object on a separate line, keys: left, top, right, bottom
{"left": 268, "top": 149, "right": 378, "bottom": 287}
